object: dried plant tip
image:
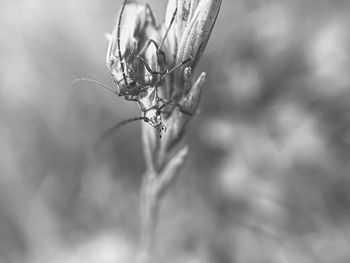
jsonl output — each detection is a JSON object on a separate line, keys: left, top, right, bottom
{"left": 182, "top": 72, "right": 206, "bottom": 114}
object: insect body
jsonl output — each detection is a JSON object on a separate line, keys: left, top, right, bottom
{"left": 106, "top": 1, "right": 170, "bottom": 136}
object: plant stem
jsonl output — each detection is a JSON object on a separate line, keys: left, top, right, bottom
{"left": 136, "top": 123, "right": 189, "bottom": 263}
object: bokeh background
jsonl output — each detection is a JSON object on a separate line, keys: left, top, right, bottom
{"left": 1, "top": 0, "right": 350, "bottom": 262}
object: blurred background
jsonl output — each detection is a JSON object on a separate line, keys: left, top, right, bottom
{"left": 1, "top": 0, "right": 350, "bottom": 262}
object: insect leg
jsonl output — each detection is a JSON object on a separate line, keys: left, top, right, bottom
{"left": 137, "top": 56, "right": 167, "bottom": 76}
{"left": 136, "top": 38, "right": 168, "bottom": 68}
{"left": 158, "top": 97, "right": 193, "bottom": 116}
{"left": 135, "top": 55, "right": 192, "bottom": 89}
{"left": 135, "top": 54, "right": 191, "bottom": 79}
{"left": 137, "top": 39, "right": 165, "bottom": 58}
{"left": 159, "top": 56, "right": 192, "bottom": 81}
{"left": 143, "top": 3, "right": 174, "bottom": 55}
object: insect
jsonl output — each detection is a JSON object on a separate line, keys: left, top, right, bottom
{"left": 104, "top": 0, "right": 191, "bottom": 137}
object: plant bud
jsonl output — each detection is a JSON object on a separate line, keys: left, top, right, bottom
{"left": 176, "top": 0, "right": 222, "bottom": 68}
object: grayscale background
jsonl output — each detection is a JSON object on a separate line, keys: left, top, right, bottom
{"left": 1, "top": 0, "right": 350, "bottom": 262}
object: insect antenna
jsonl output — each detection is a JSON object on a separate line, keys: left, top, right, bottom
{"left": 95, "top": 116, "right": 149, "bottom": 149}
{"left": 103, "top": 116, "right": 149, "bottom": 139}
{"left": 117, "top": 0, "right": 128, "bottom": 86}
{"left": 158, "top": 7, "right": 177, "bottom": 50}
{"left": 72, "top": 78, "right": 119, "bottom": 95}
{"left": 160, "top": 56, "right": 192, "bottom": 81}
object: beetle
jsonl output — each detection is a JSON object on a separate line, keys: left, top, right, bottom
{"left": 105, "top": 0, "right": 191, "bottom": 137}
{"left": 105, "top": 0, "right": 170, "bottom": 136}
{"left": 74, "top": 0, "right": 190, "bottom": 139}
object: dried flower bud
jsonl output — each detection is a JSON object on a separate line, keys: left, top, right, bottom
{"left": 176, "top": 0, "right": 222, "bottom": 68}
{"left": 163, "top": 0, "right": 221, "bottom": 69}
